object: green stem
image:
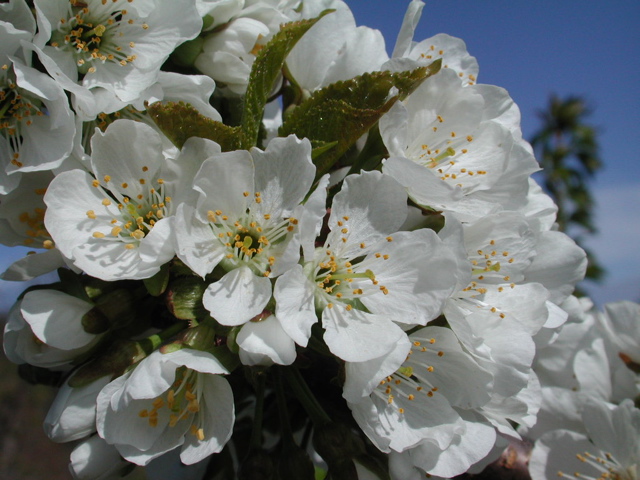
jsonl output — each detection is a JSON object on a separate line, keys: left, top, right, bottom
{"left": 250, "top": 371, "right": 268, "bottom": 450}
{"left": 140, "top": 321, "right": 188, "bottom": 354}
{"left": 275, "top": 368, "right": 295, "bottom": 449}
{"left": 283, "top": 366, "right": 330, "bottom": 426}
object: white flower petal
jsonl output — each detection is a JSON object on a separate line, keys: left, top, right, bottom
{"left": 322, "top": 306, "right": 405, "bottom": 362}
{"left": 203, "top": 266, "right": 272, "bottom": 326}
{"left": 180, "top": 375, "right": 234, "bottom": 464}
{"left": 343, "top": 336, "right": 412, "bottom": 402}
{"left": 174, "top": 205, "right": 226, "bottom": 278}
{"left": 0, "top": 248, "right": 66, "bottom": 281}
{"left": 274, "top": 265, "right": 318, "bottom": 347}
{"left": 20, "top": 289, "right": 95, "bottom": 350}
{"left": 237, "top": 315, "right": 297, "bottom": 366}
{"left": 329, "top": 171, "right": 408, "bottom": 256}
{"left": 193, "top": 151, "right": 254, "bottom": 221}
{"left": 251, "top": 135, "right": 315, "bottom": 219}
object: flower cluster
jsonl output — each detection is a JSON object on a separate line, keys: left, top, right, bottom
{"left": 1, "top": 0, "right": 619, "bottom": 479}
{"left": 525, "top": 299, "right": 640, "bottom": 480}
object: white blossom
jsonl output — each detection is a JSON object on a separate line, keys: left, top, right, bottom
{"left": 275, "top": 171, "right": 463, "bottom": 362}
{"left": 175, "top": 135, "right": 315, "bottom": 327}
{"left": 33, "top": 0, "right": 202, "bottom": 103}
{"left": 45, "top": 119, "right": 215, "bottom": 280}
{"left": 96, "top": 349, "right": 235, "bottom": 466}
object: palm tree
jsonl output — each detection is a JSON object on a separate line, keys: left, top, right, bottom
{"left": 530, "top": 94, "right": 605, "bottom": 282}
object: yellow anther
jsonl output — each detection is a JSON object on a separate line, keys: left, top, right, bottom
{"left": 93, "top": 232, "right": 105, "bottom": 238}
{"left": 131, "top": 229, "right": 145, "bottom": 240}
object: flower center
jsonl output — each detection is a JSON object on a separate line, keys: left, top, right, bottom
{"left": 18, "top": 200, "right": 55, "bottom": 249}
{"left": 88, "top": 166, "right": 171, "bottom": 249}
{"left": 460, "top": 238, "right": 517, "bottom": 307}
{"left": 559, "top": 451, "right": 637, "bottom": 480}
{"left": 138, "top": 367, "right": 206, "bottom": 441}
{"left": 1, "top": 65, "right": 44, "bottom": 168}
{"left": 373, "top": 336, "right": 443, "bottom": 414}
{"left": 410, "top": 118, "right": 486, "bottom": 189}
{"left": 49, "top": 0, "right": 146, "bottom": 75}
{"left": 309, "top": 216, "right": 390, "bottom": 310}
{"left": 206, "top": 191, "right": 298, "bottom": 276}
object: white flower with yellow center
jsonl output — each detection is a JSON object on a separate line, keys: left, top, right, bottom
{"left": 274, "top": 171, "right": 463, "bottom": 362}
{"left": 33, "top": 0, "right": 202, "bottom": 103}
{"left": 530, "top": 399, "right": 640, "bottom": 480}
{"left": 44, "top": 119, "right": 216, "bottom": 280}
{"left": 175, "top": 135, "right": 315, "bottom": 326}
{"left": 96, "top": 349, "right": 235, "bottom": 466}
{"left": 344, "top": 326, "right": 495, "bottom": 478}
{"left": 437, "top": 212, "right": 585, "bottom": 437}
{"left": 390, "top": 0, "right": 479, "bottom": 86}
{"left": 381, "top": 68, "right": 539, "bottom": 222}
{"left": 1, "top": 40, "right": 75, "bottom": 194}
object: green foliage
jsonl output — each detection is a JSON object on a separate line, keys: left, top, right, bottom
{"left": 280, "top": 60, "right": 441, "bottom": 178}
{"left": 149, "top": 12, "right": 333, "bottom": 152}
{"left": 240, "top": 11, "right": 334, "bottom": 148}
{"left": 147, "top": 101, "right": 243, "bottom": 151}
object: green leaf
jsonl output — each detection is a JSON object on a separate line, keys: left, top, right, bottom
{"left": 279, "top": 60, "right": 441, "bottom": 177}
{"left": 147, "top": 101, "right": 243, "bottom": 151}
{"left": 240, "top": 10, "right": 334, "bottom": 148}
{"left": 311, "top": 140, "right": 339, "bottom": 160}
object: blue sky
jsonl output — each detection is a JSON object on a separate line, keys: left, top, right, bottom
{"left": 1, "top": 1, "right": 639, "bottom": 312}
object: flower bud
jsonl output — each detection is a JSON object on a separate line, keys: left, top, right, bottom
{"left": 185, "top": 322, "right": 217, "bottom": 349}
{"left": 165, "top": 276, "right": 208, "bottom": 320}
{"left": 93, "top": 289, "right": 137, "bottom": 330}
{"left": 68, "top": 340, "right": 147, "bottom": 388}
{"left": 80, "top": 308, "right": 110, "bottom": 335}
{"left": 44, "top": 376, "right": 111, "bottom": 442}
